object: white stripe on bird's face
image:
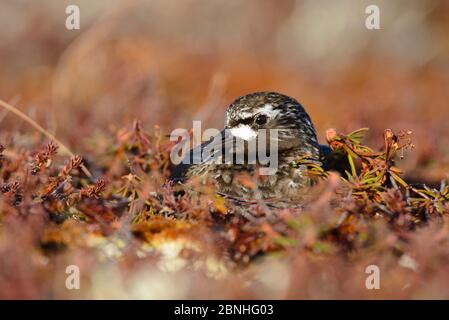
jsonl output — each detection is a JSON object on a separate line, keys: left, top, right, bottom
{"left": 230, "top": 124, "right": 257, "bottom": 141}
{"left": 260, "top": 104, "right": 281, "bottom": 119}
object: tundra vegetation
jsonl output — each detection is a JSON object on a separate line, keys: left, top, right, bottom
{"left": 1, "top": 1, "right": 449, "bottom": 299}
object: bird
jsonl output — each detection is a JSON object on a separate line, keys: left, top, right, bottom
{"left": 170, "top": 92, "right": 345, "bottom": 202}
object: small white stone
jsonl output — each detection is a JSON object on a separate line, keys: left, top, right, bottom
{"left": 398, "top": 254, "right": 419, "bottom": 272}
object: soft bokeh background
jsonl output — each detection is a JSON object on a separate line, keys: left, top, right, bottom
{"left": 1, "top": 0, "right": 449, "bottom": 182}
{"left": 1, "top": 0, "right": 449, "bottom": 299}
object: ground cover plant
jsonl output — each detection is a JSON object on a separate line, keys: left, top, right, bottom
{"left": 1, "top": 1, "right": 449, "bottom": 299}
{"left": 1, "top": 114, "right": 449, "bottom": 299}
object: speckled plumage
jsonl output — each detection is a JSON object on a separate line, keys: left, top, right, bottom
{"left": 171, "top": 92, "right": 322, "bottom": 201}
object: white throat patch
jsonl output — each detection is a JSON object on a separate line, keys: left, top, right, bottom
{"left": 230, "top": 124, "right": 257, "bottom": 141}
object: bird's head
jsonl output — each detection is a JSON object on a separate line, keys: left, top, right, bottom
{"left": 225, "top": 92, "right": 319, "bottom": 157}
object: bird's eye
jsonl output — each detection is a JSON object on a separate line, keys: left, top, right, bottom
{"left": 255, "top": 114, "right": 268, "bottom": 125}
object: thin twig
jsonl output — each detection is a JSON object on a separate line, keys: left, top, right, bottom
{"left": 0, "top": 99, "right": 92, "bottom": 178}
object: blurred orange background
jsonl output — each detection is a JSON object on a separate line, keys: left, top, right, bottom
{"left": 1, "top": 0, "right": 448, "bottom": 181}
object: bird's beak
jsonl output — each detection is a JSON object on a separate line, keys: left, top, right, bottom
{"left": 182, "top": 129, "right": 238, "bottom": 165}
{"left": 178, "top": 128, "right": 278, "bottom": 174}
{"left": 180, "top": 127, "right": 262, "bottom": 165}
